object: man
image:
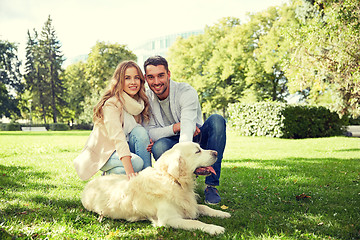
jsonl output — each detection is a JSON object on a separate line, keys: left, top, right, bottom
{"left": 144, "top": 55, "right": 226, "bottom": 205}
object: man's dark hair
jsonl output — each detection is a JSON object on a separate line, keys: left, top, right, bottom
{"left": 144, "top": 55, "right": 169, "bottom": 73}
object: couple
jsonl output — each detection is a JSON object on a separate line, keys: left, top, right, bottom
{"left": 74, "top": 56, "right": 226, "bottom": 205}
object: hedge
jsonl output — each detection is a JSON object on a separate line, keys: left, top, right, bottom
{"left": 49, "top": 123, "right": 70, "bottom": 131}
{"left": 228, "top": 102, "right": 346, "bottom": 138}
{"left": 0, "top": 123, "right": 70, "bottom": 131}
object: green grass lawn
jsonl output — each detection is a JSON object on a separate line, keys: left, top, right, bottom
{"left": 0, "top": 131, "right": 359, "bottom": 239}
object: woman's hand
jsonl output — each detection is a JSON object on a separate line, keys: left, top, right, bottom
{"left": 127, "top": 172, "right": 138, "bottom": 179}
{"left": 120, "top": 155, "right": 137, "bottom": 179}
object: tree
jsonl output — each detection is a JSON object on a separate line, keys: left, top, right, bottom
{"left": 63, "top": 61, "right": 89, "bottom": 123}
{"left": 24, "top": 16, "right": 65, "bottom": 123}
{"left": 168, "top": 17, "right": 241, "bottom": 117}
{"left": 86, "top": 41, "right": 137, "bottom": 94}
{"left": 39, "top": 16, "right": 65, "bottom": 123}
{"left": 249, "top": 6, "right": 295, "bottom": 102}
{"left": 24, "top": 29, "right": 50, "bottom": 123}
{"left": 65, "top": 41, "right": 137, "bottom": 123}
{"left": 169, "top": 12, "right": 291, "bottom": 116}
{"left": 0, "top": 40, "right": 23, "bottom": 118}
{"left": 285, "top": 0, "right": 360, "bottom": 117}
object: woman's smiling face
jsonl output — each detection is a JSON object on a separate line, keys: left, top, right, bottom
{"left": 123, "top": 67, "right": 141, "bottom": 97}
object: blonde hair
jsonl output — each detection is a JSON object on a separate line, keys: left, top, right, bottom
{"left": 93, "top": 60, "right": 149, "bottom": 124}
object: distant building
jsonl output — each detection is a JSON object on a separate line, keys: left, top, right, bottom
{"left": 133, "top": 30, "right": 204, "bottom": 68}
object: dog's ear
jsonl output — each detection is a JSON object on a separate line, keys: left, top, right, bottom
{"left": 156, "top": 148, "right": 186, "bottom": 180}
{"left": 167, "top": 151, "right": 182, "bottom": 180}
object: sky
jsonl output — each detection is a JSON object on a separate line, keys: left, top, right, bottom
{"left": 0, "top": 0, "right": 288, "bottom": 65}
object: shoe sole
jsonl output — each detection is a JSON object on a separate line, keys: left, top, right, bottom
{"left": 204, "top": 200, "right": 220, "bottom": 205}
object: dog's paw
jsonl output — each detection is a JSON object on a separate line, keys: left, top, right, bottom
{"left": 217, "top": 211, "right": 231, "bottom": 218}
{"left": 204, "top": 224, "right": 225, "bottom": 235}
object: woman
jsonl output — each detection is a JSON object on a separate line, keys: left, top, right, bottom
{"left": 74, "top": 60, "right": 151, "bottom": 180}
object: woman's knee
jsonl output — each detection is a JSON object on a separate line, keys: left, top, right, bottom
{"left": 130, "top": 126, "right": 150, "bottom": 143}
{"left": 106, "top": 167, "right": 125, "bottom": 175}
{"left": 131, "top": 154, "right": 144, "bottom": 172}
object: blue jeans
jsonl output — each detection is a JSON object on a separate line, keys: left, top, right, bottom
{"left": 101, "top": 126, "right": 151, "bottom": 174}
{"left": 152, "top": 114, "right": 226, "bottom": 186}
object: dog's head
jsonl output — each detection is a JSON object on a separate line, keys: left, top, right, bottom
{"left": 154, "top": 142, "right": 217, "bottom": 186}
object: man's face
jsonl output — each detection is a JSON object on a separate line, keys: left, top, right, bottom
{"left": 145, "top": 65, "right": 170, "bottom": 100}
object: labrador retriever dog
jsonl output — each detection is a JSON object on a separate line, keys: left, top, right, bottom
{"left": 81, "top": 142, "right": 231, "bottom": 235}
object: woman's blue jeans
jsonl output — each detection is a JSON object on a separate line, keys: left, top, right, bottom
{"left": 100, "top": 126, "right": 151, "bottom": 175}
{"left": 151, "top": 114, "right": 226, "bottom": 186}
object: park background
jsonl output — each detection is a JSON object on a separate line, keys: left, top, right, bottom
{"left": 1, "top": 0, "right": 360, "bottom": 239}
{"left": 1, "top": 0, "right": 359, "bottom": 128}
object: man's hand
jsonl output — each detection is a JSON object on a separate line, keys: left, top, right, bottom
{"left": 173, "top": 122, "right": 181, "bottom": 134}
{"left": 173, "top": 122, "right": 200, "bottom": 137}
{"left": 147, "top": 139, "right": 154, "bottom": 153}
{"left": 193, "top": 126, "right": 201, "bottom": 137}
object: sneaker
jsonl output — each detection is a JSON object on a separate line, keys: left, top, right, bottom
{"left": 204, "top": 186, "right": 221, "bottom": 205}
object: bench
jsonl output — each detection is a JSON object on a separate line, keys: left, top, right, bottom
{"left": 21, "top": 126, "right": 47, "bottom": 131}
{"left": 346, "top": 125, "right": 360, "bottom": 137}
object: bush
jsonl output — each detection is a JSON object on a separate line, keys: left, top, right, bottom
{"left": 348, "top": 116, "right": 360, "bottom": 125}
{"left": 49, "top": 123, "right": 70, "bottom": 131}
{"left": 228, "top": 102, "right": 346, "bottom": 138}
{"left": 71, "top": 123, "right": 93, "bottom": 130}
{"left": 0, "top": 123, "right": 6, "bottom": 131}
{"left": 0, "top": 122, "right": 22, "bottom": 131}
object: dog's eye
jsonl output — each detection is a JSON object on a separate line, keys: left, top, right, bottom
{"left": 195, "top": 149, "right": 201, "bottom": 154}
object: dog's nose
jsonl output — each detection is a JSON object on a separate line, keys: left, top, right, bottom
{"left": 212, "top": 151, "right": 218, "bottom": 157}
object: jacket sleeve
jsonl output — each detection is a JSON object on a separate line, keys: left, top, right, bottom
{"left": 178, "top": 88, "right": 199, "bottom": 142}
{"left": 102, "top": 100, "right": 131, "bottom": 159}
{"left": 148, "top": 113, "right": 175, "bottom": 141}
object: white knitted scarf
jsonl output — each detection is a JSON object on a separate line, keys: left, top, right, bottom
{"left": 121, "top": 92, "right": 144, "bottom": 138}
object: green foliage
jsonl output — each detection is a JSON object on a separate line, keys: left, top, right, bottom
{"left": 168, "top": 17, "right": 243, "bottom": 116}
{"left": 228, "top": 102, "right": 345, "bottom": 138}
{"left": 284, "top": 0, "right": 360, "bottom": 117}
{"left": 167, "top": 0, "right": 359, "bottom": 119}
{"left": 63, "top": 41, "right": 137, "bottom": 124}
{"left": 49, "top": 123, "right": 70, "bottom": 131}
{"left": 62, "top": 61, "right": 89, "bottom": 122}
{"left": 228, "top": 102, "right": 286, "bottom": 137}
{"left": 0, "top": 40, "right": 23, "bottom": 118}
{"left": 70, "top": 123, "right": 93, "bottom": 130}
{"left": 0, "top": 122, "right": 21, "bottom": 131}
{"left": 168, "top": 10, "right": 293, "bottom": 116}
{"left": 24, "top": 15, "right": 65, "bottom": 124}
{"left": 85, "top": 41, "right": 137, "bottom": 94}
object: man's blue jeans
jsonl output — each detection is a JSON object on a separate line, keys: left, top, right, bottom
{"left": 152, "top": 114, "right": 226, "bottom": 186}
{"left": 101, "top": 126, "right": 151, "bottom": 174}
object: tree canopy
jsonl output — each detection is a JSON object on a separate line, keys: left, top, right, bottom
{"left": 0, "top": 40, "right": 23, "bottom": 118}
{"left": 1, "top": 0, "right": 359, "bottom": 124}
{"left": 24, "top": 15, "right": 65, "bottom": 123}
{"left": 168, "top": 0, "right": 359, "bottom": 118}
{"left": 63, "top": 41, "right": 137, "bottom": 124}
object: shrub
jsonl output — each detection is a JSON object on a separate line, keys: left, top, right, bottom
{"left": 71, "top": 123, "right": 93, "bottom": 130}
{"left": 0, "top": 123, "right": 6, "bottom": 131}
{"left": 228, "top": 102, "right": 346, "bottom": 138}
{"left": 228, "top": 102, "right": 285, "bottom": 137}
{"left": 49, "top": 123, "right": 70, "bottom": 131}
{"left": 348, "top": 116, "right": 360, "bottom": 125}
{"left": 0, "top": 122, "right": 22, "bottom": 131}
